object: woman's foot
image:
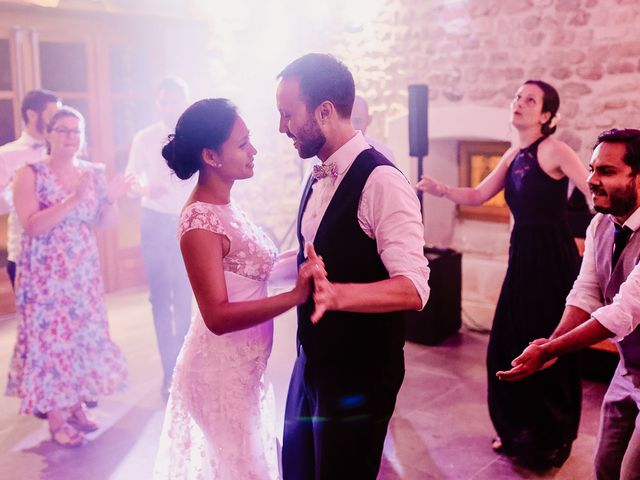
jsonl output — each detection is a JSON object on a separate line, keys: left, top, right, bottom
{"left": 67, "top": 405, "right": 99, "bottom": 433}
{"left": 49, "top": 422, "right": 84, "bottom": 448}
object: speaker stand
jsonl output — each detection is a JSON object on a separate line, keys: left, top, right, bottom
{"left": 416, "top": 154, "right": 424, "bottom": 213}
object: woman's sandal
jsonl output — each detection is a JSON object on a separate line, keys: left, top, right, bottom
{"left": 67, "top": 408, "right": 99, "bottom": 433}
{"left": 50, "top": 422, "right": 84, "bottom": 448}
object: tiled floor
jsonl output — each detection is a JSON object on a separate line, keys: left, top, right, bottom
{"left": 0, "top": 289, "right": 607, "bottom": 479}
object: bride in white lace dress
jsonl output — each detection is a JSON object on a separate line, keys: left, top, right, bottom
{"left": 152, "top": 99, "right": 317, "bottom": 479}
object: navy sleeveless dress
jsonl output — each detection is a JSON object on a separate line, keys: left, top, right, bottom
{"left": 486, "top": 136, "right": 582, "bottom": 468}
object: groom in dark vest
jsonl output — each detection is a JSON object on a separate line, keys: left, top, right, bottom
{"left": 497, "top": 128, "right": 640, "bottom": 480}
{"left": 276, "top": 53, "right": 431, "bottom": 479}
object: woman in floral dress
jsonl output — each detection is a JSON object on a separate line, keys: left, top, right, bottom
{"left": 153, "top": 98, "right": 317, "bottom": 479}
{"left": 6, "top": 106, "right": 131, "bottom": 447}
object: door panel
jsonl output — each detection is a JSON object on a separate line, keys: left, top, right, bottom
{"left": 0, "top": 5, "right": 212, "bottom": 309}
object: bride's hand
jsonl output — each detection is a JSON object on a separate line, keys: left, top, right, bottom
{"left": 294, "top": 243, "right": 326, "bottom": 305}
{"left": 416, "top": 175, "right": 449, "bottom": 197}
{"left": 304, "top": 243, "right": 338, "bottom": 324}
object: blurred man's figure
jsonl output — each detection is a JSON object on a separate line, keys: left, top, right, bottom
{"left": 0, "top": 89, "right": 60, "bottom": 287}
{"left": 351, "top": 94, "right": 395, "bottom": 163}
{"left": 126, "top": 77, "right": 194, "bottom": 399}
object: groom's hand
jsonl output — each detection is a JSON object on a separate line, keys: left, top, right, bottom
{"left": 305, "top": 243, "right": 335, "bottom": 324}
{"left": 311, "top": 275, "right": 339, "bottom": 324}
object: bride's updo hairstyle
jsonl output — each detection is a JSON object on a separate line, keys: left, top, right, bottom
{"left": 162, "top": 98, "right": 238, "bottom": 180}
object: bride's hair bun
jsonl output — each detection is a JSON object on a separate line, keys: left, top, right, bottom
{"left": 162, "top": 98, "right": 238, "bottom": 180}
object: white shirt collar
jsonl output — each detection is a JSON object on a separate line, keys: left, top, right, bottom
{"left": 323, "top": 131, "right": 370, "bottom": 176}
{"left": 620, "top": 206, "right": 640, "bottom": 232}
{"left": 18, "top": 131, "right": 45, "bottom": 148}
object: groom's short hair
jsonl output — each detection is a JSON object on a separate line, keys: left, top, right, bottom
{"left": 278, "top": 53, "right": 355, "bottom": 119}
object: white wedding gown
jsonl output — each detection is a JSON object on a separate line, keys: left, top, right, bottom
{"left": 153, "top": 201, "right": 280, "bottom": 480}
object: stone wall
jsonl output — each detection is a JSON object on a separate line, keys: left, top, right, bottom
{"left": 205, "top": 0, "right": 640, "bottom": 249}
{"left": 336, "top": 0, "right": 640, "bottom": 162}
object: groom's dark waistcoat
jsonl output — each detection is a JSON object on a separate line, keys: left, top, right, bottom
{"left": 296, "top": 148, "right": 405, "bottom": 363}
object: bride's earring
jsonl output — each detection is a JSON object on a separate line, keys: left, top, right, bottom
{"left": 203, "top": 148, "right": 223, "bottom": 169}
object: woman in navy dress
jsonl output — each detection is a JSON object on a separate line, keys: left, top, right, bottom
{"left": 417, "top": 80, "right": 589, "bottom": 469}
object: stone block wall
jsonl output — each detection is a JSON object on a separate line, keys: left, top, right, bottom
{"left": 203, "top": 0, "right": 640, "bottom": 250}
{"left": 337, "top": 0, "right": 640, "bottom": 162}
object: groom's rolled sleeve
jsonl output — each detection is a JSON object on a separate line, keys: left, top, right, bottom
{"left": 359, "top": 166, "right": 431, "bottom": 309}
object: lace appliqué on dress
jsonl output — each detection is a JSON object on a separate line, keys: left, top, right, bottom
{"left": 510, "top": 150, "right": 533, "bottom": 192}
{"left": 178, "top": 202, "right": 276, "bottom": 281}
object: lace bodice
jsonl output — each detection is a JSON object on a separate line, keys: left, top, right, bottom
{"left": 178, "top": 201, "right": 277, "bottom": 281}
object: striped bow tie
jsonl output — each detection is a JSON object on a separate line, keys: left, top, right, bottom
{"left": 311, "top": 163, "right": 338, "bottom": 180}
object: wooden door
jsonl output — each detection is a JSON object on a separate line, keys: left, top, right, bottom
{"left": 0, "top": 4, "right": 211, "bottom": 314}
{"left": 0, "top": 23, "right": 22, "bottom": 316}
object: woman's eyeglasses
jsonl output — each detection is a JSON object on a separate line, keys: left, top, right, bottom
{"left": 52, "top": 127, "right": 82, "bottom": 136}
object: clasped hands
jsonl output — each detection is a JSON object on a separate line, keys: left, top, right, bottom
{"left": 496, "top": 338, "right": 558, "bottom": 382}
{"left": 70, "top": 172, "right": 136, "bottom": 205}
{"left": 295, "top": 243, "right": 337, "bottom": 325}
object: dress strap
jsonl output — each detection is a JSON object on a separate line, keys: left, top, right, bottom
{"left": 522, "top": 135, "right": 549, "bottom": 153}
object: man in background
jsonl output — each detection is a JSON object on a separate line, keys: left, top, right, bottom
{"left": 126, "top": 76, "right": 194, "bottom": 399}
{"left": 350, "top": 94, "right": 395, "bottom": 163}
{"left": 498, "top": 128, "right": 640, "bottom": 479}
{"left": 0, "top": 89, "right": 60, "bottom": 288}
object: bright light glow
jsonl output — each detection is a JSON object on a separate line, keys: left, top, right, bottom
{"left": 190, "top": 0, "right": 389, "bottom": 236}
{"left": 342, "top": 0, "right": 386, "bottom": 30}
{"left": 31, "top": 0, "right": 60, "bottom": 7}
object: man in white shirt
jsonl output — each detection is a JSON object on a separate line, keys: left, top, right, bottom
{"left": 276, "top": 53, "right": 430, "bottom": 480}
{"left": 350, "top": 94, "right": 396, "bottom": 163}
{"left": 498, "top": 128, "right": 640, "bottom": 480}
{"left": 0, "top": 89, "right": 60, "bottom": 287}
{"left": 126, "top": 77, "right": 194, "bottom": 399}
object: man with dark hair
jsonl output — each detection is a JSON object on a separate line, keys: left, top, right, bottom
{"left": 0, "top": 89, "right": 60, "bottom": 287}
{"left": 126, "top": 76, "right": 194, "bottom": 400}
{"left": 498, "top": 128, "right": 640, "bottom": 480}
{"left": 276, "top": 53, "right": 430, "bottom": 479}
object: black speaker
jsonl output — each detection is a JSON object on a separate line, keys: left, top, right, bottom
{"left": 404, "top": 247, "right": 461, "bottom": 345}
{"left": 408, "top": 84, "right": 429, "bottom": 157}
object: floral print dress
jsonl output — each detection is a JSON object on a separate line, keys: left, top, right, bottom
{"left": 5, "top": 160, "right": 128, "bottom": 414}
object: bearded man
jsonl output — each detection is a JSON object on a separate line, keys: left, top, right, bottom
{"left": 498, "top": 128, "right": 640, "bottom": 480}
{"left": 0, "top": 89, "right": 60, "bottom": 287}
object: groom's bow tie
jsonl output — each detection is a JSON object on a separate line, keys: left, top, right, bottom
{"left": 311, "top": 163, "right": 338, "bottom": 180}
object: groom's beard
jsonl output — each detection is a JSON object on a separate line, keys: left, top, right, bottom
{"left": 291, "top": 115, "right": 326, "bottom": 159}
